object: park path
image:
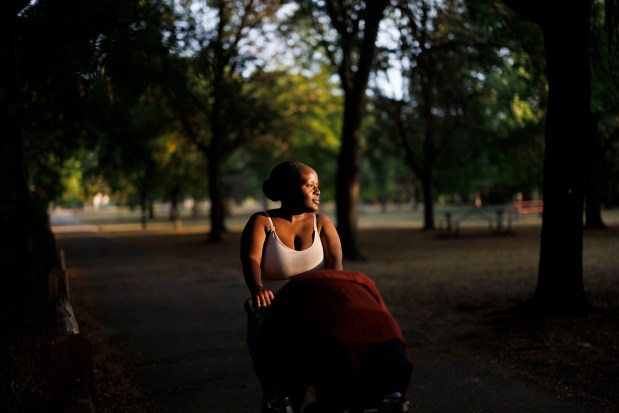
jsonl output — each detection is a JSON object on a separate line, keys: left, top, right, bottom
{"left": 51, "top": 210, "right": 601, "bottom": 413}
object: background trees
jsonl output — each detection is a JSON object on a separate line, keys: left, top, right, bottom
{"left": 167, "top": 0, "right": 287, "bottom": 241}
{"left": 1, "top": 0, "right": 179, "bottom": 408}
{"left": 498, "top": 0, "right": 595, "bottom": 310}
{"left": 3, "top": 0, "right": 619, "bottom": 311}
{"left": 2, "top": 0, "right": 177, "bottom": 286}
{"left": 285, "top": 0, "right": 391, "bottom": 259}
{"left": 3, "top": 2, "right": 619, "bottom": 409}
{"left": 367, "top": 0, "right": 545, "bottom": 229}
{"left": 587, "top": 0, "right": 619, "bottom": 228}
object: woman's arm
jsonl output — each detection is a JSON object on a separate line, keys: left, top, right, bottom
{"left": 240, "top": 213, "right": 275, "bottom": 308}
{"left": 317, "top": 214, "right": 343, "bottom": 270}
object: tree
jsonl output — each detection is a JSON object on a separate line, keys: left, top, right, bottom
{"left": 293, "top": 0, "right": 390, "bottom": 259}
{"left": 92, "top": 86, "right": 194, "bottom": 226}
{"left": 169, "top": 0, "right": 282, "bottom": 242}
{"left": 231, "top": 67, "right": 343, "bottom": 202}
{"left": 2, "top": 1, "right": 178, "bottom": 408}
{"left": 369, "top": 0, "right": 545, "bottom": 228}
{"left": 498, "top": 0, "right": 595, "bottom": 310}
{"left": 1, "top": 1, "right": 34, "bottom": 286}
{"left": 2, "top": 0, "right": 176, "bottom": 285}
{"left": 383, "top": 0, "right": 482, "bottom": 229}
{"left": 586, "top": 1, "right": 619, "bottom": 227}
{"left": 445, "top": 0, "right": 546, "bottom": 203}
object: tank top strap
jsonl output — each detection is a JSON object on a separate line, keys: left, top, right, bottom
{"left": 264, "top": 211, "right": 274, "bottom": 232}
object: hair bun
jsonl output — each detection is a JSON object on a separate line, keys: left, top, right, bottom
{"left": 263, "top": 161, "right": 309, "bottom": 203}
{"left": 263, "top": 178, "right": 281, "bottom": 201}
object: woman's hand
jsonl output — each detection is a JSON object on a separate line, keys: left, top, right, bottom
{"left": 253, "top": 286, "right": 275, "bottom": 308}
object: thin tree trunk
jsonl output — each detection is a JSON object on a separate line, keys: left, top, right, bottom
{"left": 421, "top": 171, "right": 434, "bottom": 231}
{"left": 420, "top": 84, "right": 436, "bottom": 231}
{"left": 169, "top": 185, "right": 180, "bottom": 221}
{"left": 336, "top": 92, "right": 363, "bottom": 259}
{"left": 208, "top": 159, "right": 226, "bottom": 242}
{"left": 140, "top": 190, "right": 148, "bottom": 230}
{"left": 418, "top": 8, "right": 436, "bottom": 231}
{"left": 334, "top": 0, "right": 389, "bottom": 260}
{"left": 207, "top": 0, "right": 228, "bottom": 243}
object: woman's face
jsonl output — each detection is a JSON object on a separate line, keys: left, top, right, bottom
{"left": 289, "top": 167, "right": 320, "bottom": 212}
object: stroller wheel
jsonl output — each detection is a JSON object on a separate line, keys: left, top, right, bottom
{"left": 300, "top": 395, "right": 411, "bottom": 413}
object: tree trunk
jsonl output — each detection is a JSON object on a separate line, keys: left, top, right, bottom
{"left": 208, "top": 158, "right": 226, "bottom": 242}
{"left": 334, "top": 0, "right": 389, "bottom": 260}
{"left": 1, "top": 9, "right": 33, "bottom": 286}
{"left": 533, "top": 1, "right": 592, "bottom": 311}
{"left": 207, "top": 1, "right": 228, "bottom": 243}
{"left": 418, "top": 10, "right": 436, "bottom": 231}
{"left": 169, "top": 185, "right": 180, "bottom": 221}
{"left": 208, "top": 70, "right": 226, "bottom": 242}
{"left": 420, "top": 73, "right": 436, "bottom": 230}
{"left": 421, "top": 170, "right": 434, "bottom": 231}
{"left": 336, "top": 93, "right": 363, "bottom": 259}
{"left": 139, "top": 190, "right": 148, "bottom": 230}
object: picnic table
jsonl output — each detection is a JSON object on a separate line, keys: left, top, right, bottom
{"left": 439, "top": 206, "right": 518, "bottom": 236}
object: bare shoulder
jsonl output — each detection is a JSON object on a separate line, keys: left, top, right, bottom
{"left": 252, "top": 211, "right": 269, "bottom": 220}
{"left": 244, "top": 211, "right": 270, "bottom": 231}
{"left": 316, "top": 213, "right": 335, "bottom": 229}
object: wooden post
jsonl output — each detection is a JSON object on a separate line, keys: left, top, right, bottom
{"left": 51, "top": 335, "right": 95, "bottom": 406}
{"left": 48, "top": 269, "right": 69, "bottom": 302}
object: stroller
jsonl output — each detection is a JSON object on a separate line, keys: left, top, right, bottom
{"left": 247, "top": 270, "right": 413, "bottom": 413}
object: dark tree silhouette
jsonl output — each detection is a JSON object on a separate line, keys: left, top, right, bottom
{"left": 501, "top": 0, "right": 593, "bottom": 310}
{"left": 1, "top": 1, "right": 34, "bottom": 285}
{"left": 169, "top": 0, "right": 281, "bottom": 243}
{"left": 297, "top": 0, "right": 390, "bottom": 259}
{"left": 2, "top": 0, "right": 178, "bottom": 287}
{"left": 334, "top": 0, "right": 389, "bottom": 260}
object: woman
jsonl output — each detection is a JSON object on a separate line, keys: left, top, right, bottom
{"left": 240, "top": 161, "right": 343, "bottom": 309}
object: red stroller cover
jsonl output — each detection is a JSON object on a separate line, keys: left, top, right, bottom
{"left": 255, "top": 270, "right": 412, "bottom": 406}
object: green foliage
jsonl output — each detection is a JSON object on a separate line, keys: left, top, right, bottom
{"left": 365, "top": 0, "right": 546, "bottom": 205}
{"left": 363, "top": 99, "right": 418, "bottom": 204}
{"left": 225, "top": 66, "right": 343, "bottom": 202}
{"left": 446, "top": 46, "right": 545, "bottom": 201}
{"left": 15, "top": 0, "right": 179, "bottom": 210}
{"left": 86, "top": 83, "right": 210, "bottom": 210}
{"left": 58, "top": 158, "right": 86, "bottom": 207}
{"left": 13, "top": 0, "right": 615, "bottom": 217}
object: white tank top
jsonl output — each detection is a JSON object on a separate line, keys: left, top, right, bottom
{"left": 261, "top": 212, "right": 326, "bottom": 293}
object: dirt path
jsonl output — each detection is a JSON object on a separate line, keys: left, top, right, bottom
{"left": 51, "top": 211, "right": 617, "bottom": 413}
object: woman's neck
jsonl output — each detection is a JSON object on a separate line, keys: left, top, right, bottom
{"left": 276, "top": 205, "right": 311, "bottom": 222}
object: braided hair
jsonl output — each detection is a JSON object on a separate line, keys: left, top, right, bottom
{"left": 263, "top": 161, "right": 308, "bottom": 202}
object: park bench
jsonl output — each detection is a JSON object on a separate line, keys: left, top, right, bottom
{"left": 513, "top": 199, "right": 543, "bottom": 215}
{"left": 439, "top": 206, "right": 517, "bottom": 237}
